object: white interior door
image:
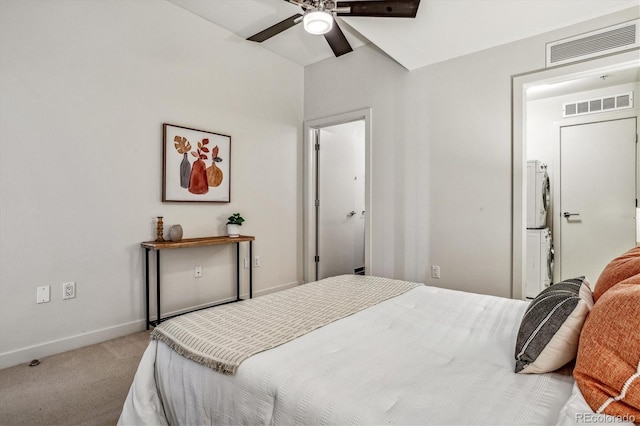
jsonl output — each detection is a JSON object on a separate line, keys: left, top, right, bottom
{"left": 317, "top": 121, "right": 365, "bottom": 280}
{"left": 559, "top": 118, "right": 637, "bottom": 285}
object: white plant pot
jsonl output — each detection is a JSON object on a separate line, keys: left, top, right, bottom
{"left": 227, "top": 224, "right": 240, "bottom": 237}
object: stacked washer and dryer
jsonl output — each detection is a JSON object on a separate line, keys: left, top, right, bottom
{"left": 526, "top": 160, "right": 554, "bottom": 299}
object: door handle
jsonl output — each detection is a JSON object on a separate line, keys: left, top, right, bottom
{"left": 347, "top": 211, "right": 356, "bottom": 217}
{"left": 563, "top": 212, "right": 580, "bottom": 218}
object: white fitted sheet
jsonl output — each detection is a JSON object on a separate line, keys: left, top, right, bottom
{"left": 120, "top": 284, "right": 578, "bottom": 425}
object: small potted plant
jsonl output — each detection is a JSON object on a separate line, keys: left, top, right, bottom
{"left": 226, "top": 213, "right": 244, "bottom": 237}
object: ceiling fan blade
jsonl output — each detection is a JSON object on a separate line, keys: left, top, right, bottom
{"left": 324, "top": 21, "right": 353, "bottom": 57}
{"left": 247, "top": 13, "right": 303, "bottom": 42}
{"left": 283, "top": 0, "right": 308, "bottom": 7}
{"left": 336, "top": 0, "right": 420, "bottom": 18}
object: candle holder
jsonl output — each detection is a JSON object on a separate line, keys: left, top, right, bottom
{"left": 156, "top": 216, "right": 165, "bottom": 242}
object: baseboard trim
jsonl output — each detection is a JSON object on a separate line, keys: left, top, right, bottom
{"left": 243, "top": 280, "right": 299, "bottom": 298}
{"left": 0, "top": 281, "right": 301, "bottom": 370}
{"left": 0, "top": 320, "right": 146, "bottom": 370}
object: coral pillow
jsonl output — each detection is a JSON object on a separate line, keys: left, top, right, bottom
{"left": 594, "top": 246, "right": 640, "bottom": 302}
{"left": 574, "top": 283, "right": 640, "bottom": 419}
{"left": 618, "top": 272, "right": 640, "bottom": 287}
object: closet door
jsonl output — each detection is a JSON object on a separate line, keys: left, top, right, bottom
{"left": 559, "top": 118, "right": 636, "bottom": 285}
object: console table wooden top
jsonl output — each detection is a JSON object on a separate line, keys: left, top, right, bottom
{"left": 141, "top": 235, "right": 255, "bottom": 250}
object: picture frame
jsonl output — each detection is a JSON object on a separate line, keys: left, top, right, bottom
{"left": 162, "top": 123, "right": 231, "bottom": 203}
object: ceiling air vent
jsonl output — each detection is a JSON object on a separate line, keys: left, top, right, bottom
{"left": 546, "top": 19, "right": 639, "bottom": 67}
{"left": 563, "top": 92, "right": 634, "bottom": 118}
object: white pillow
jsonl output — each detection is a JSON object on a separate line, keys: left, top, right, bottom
{"left": 556, "top": 382, "right": 636, "bottom": 426}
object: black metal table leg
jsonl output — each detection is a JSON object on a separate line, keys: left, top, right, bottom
{"left": 249, "top": 241, "right": 253, "bottom": 299}
{"left": 236, "top": 243, "right": 240, "bottom": 301}
{"left": 145, "top": 248, "right": 150, "bottom": 330}
{"left": 156, "top": 250, "right": 161, "bottom": 325}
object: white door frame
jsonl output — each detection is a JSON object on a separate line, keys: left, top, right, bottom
{"left": 511, "top": 50, "right": 639, "bottom": 299}
{"left": 303, "top": 108, "right": 372, "bottom": 283}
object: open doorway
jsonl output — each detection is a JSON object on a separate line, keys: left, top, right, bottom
{"left": 511, "top": 50, "right": 640, "bottom": 300}
{"left": 303, "top": 109, "right": 372, "bottom": 283}
{"left": 316, "top": 121, "right": 365, "bottom": 280}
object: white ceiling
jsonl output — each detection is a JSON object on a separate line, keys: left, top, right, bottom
{"left": 168, "top": 0, "right": 638, "bottom": 70}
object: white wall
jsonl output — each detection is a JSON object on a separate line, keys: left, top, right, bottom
{"left": 0, "top": 0, "right": 303, "bottom": 368}
{"left": 305, "top": 47, "right": 414, "bottom": 281}
{"left": 305, "top": 7, "right": 640, "bottom": 297}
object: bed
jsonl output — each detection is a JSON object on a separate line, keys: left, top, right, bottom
{"left": 118, "top": 273, "right": 639, "bottom": 425}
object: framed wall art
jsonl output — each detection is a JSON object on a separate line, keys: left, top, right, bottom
{"left": 162, "top": 123, "right": 231, "bottom": 203}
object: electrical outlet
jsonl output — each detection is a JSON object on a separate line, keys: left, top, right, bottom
{"left": 62, "top": 282, "right": 76, "bottom": 300}
{"left": 431, "top": 265, "right": 441, "bottom": 279}
{"left": 254, "top": 256, "right": 261, "bottom": 267}
{"left": 244, "top": 258, "right": 250, "bottom": 269}
{"left": 194, "top": 265, "right": 202, "bottom": 278}
{"left": 36, "top": 286, "right": 50, "bottom": 304}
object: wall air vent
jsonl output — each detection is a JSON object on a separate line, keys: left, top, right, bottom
{"left": 546, "top": 19, "right": 639, "bottom": 67}
{"left": 563, "top": 92, "right": 633, "bottom": 118}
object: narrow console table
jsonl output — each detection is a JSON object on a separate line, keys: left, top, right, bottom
{"left": 141, "top": 235, "right": 255, "bottom": 329}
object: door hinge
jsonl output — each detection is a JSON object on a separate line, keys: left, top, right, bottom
{"left": 315, "top": 199, "right": 319, "bottom": 207}
{"left": 314, "top": 255, "right": 320, "bottom": 262}
{"left": 315, "top": 143, "right": 320, "bottom": 151}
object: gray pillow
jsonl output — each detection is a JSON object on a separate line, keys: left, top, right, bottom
{"left": 514, "top": 277, "right": 593, "bottom": 374}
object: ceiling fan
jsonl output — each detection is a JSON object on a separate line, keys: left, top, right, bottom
{"left": 247, "top": 0, "right": 421, "bottom": 58}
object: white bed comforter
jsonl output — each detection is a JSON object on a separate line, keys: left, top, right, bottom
{"left": 120, "top": 284, "right": 577, "bottom": 425}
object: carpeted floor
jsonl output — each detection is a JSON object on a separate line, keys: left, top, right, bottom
{"left": 0, "top": 330, "right": 150, "bottom": 426}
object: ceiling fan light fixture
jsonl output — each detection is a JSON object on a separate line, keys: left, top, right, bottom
{"left": 303, "top": 10, "right": 333, "bottom": 35}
